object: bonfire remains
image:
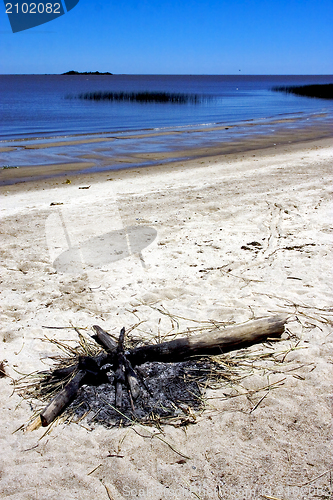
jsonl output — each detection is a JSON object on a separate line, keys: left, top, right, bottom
{"left": 23, "top": 315, "right": 288, "bottom": 429}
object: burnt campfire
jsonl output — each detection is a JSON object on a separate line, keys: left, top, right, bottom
{"left": 17, "top": 315, "right": 288, "bottom": 430}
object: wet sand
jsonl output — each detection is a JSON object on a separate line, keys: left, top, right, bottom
{"left": 1, "top": 113, "right": 333, "bottom": 186}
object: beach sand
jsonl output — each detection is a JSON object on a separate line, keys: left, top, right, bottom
{"left": 0, "top": 138, "right": 332, "bottom": 499}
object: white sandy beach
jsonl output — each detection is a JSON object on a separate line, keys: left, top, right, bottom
{"left": 0, "top": 138, "right": 332, "bottom": 499}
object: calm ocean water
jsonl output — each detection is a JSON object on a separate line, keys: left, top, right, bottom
{"left": 1, "top": 75, "right": 333, "bottom": 140}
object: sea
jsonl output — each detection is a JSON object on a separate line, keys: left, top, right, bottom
{"left": 1, "top": 74, "right": 333, "bottom": 139}
{"left": 0, "top": 75, "right": 332, "bottom": 183}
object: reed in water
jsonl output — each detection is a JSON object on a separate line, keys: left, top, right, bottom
{"left": 272, "top": 83, "right": 333, "bottom": 99}
{"left": 71, "top": 91, "right": 203, "bottom": 104}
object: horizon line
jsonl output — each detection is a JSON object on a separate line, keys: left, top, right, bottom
{"left": 1, "top": 73, "right": 333, "bottom": 76}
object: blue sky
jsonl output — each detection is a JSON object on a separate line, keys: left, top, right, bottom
{"left": 0, "top": 0, "right": 332, "bottom": 74}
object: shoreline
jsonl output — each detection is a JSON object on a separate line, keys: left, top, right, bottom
{"left": 1, "top": 120, "right": 333, "bottom": 187}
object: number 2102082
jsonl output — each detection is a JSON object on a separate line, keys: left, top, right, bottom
{"left": 5, "top": 3, "right": 61, "bottom": 14}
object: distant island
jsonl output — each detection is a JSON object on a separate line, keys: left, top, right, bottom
{"left": 62, "top": 71, "right": 113, "bottom": 76}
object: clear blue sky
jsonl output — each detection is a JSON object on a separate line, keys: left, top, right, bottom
{"left": 1, "top": 0, "right": 332, "bottom": 74}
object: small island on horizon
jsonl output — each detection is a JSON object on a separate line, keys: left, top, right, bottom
{"left": 62, "top": 71, "right": 113, "bottom": 76}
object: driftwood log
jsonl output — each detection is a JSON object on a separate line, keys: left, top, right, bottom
{"left": 38, "top": 314, "right": 288, "bottom": 427}
{"left": 40, "top": 370, "right": 86, "bottom": 427}
{"left": 127, "top": 314, "right": 288, "bottom": 364}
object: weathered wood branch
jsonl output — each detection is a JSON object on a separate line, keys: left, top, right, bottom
{"left": 39, "top": 356, "right": 101, "bottom": 427}
{"left": 40, "top": 370, "right": 86, "bottom": 426}
{"left": 127, "top": 314, "right": 288, "bottom": 365}
{"left": 92, "top": 325, "right": 118, "bottom": 352}
{"left": 115, "top": 327, "right": 126, "bottom": 407}
{"left": 124, "top": 357, "right": 141, "bottom": 401}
